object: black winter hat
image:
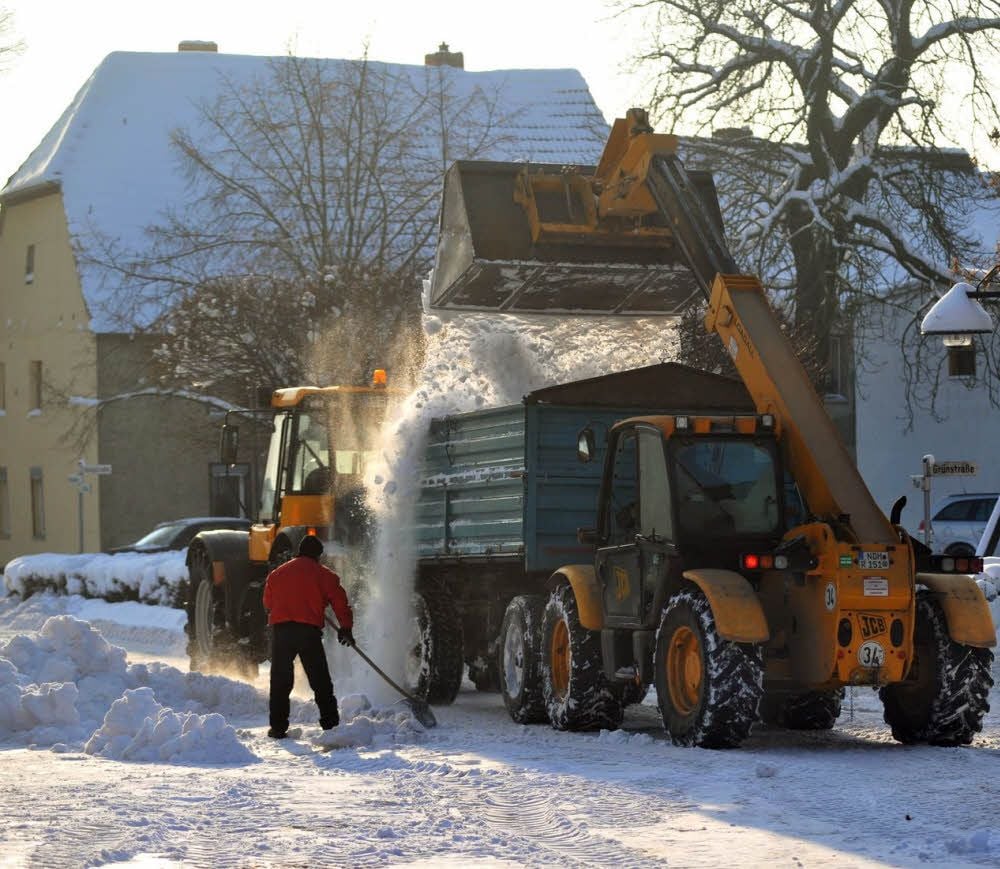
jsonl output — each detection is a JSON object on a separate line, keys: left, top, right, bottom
{"left": 298, "top": 535, "right": 324, "bottom": 559}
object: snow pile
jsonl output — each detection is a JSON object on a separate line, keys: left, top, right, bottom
{"left": 0, "top": 615, "right": 259, "bottom": 762}
{"left": 0, "top": 611, "right": 427, "bottom": 761}
{"left": 85, "top": 687, "right": 255, "bottom": 763}
{"left": 0, "top": 593, "right": 187, "bottom": 658}
{"left": 311, "top": 694, "right": 425, "bottom": 750}
{"left": 596, "top": 728, "right": 654, "bottom": 747}
{"left": 2, "top": 550, "right": 188, "bottom": 606}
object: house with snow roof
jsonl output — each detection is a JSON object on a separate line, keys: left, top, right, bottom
{"left": 0, "top": 41, "right": 608, "bottom": 563}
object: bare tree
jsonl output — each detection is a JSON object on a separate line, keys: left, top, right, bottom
{"left": 622, "top": 0, "right": 1000, "bottom": 407}
{"left": 82, "top": 51, "right": 519, "bottom": 398}
{"left": 0, "top": 5, "right": 24, "bottom": 72}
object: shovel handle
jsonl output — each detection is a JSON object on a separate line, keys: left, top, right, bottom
{"left": 323, "top": 615, "right": 427, "bottom": 709}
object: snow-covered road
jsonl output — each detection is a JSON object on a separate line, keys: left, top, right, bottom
{"left": 2, "top": 595, "right": 1000, "bottom": 867}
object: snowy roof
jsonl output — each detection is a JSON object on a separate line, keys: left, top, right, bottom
{"left": 1, "top": 50, "right": 608, "bottom": 333}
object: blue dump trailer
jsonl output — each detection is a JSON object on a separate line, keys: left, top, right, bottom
{"left": 410, "top": 361, "right": 753, "bottom": 702}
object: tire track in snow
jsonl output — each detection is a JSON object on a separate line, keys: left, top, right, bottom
{"left": 366, "top": 756, "right": 662, "bottom": 867}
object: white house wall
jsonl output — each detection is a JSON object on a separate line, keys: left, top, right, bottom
{"left": 855, "top": 301, "right": 999, "bottom": 531}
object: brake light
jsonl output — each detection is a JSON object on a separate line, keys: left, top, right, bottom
{"left": 932, "top": 555, "right": 983, "bottom": 574}
{"left": 741, "top": 552, "right": 791, "bottom": 571}
{"left": 917, "top": 520, "right": 925, "bottom": 531}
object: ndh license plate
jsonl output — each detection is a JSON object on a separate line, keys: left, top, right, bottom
{"left": 858, "top": 551, "right": 890, "bottom": 570}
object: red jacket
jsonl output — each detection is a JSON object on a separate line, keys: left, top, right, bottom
{"left": 263, "top": 556, "right": 353, "bottom": 629}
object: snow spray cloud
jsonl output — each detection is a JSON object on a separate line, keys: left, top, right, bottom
{"left": 353, "top": 278, "right": 677, "bottom": 697}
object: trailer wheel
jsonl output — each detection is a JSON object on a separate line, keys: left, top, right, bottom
{"left": 407, "top": 583, "right": 464, "bottom": 705}
{"left": 880, "top": 592, "right": 994, "bottom": 746}
{"left": 186, "top": 545, "right": 258, "bottom": 679}
{"left": 541, "top": 583, "right": 623, "bottom": 731}
{"left": 654, "top": 588, "right": 763, "bottom": 748}
{"left": 762, "top": 689, "right": 843, "bottom": 730}
{"left": 498, "top": 595, "right": 547, "bottom": 723}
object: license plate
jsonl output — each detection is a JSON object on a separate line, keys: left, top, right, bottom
{"left": 858, "top": 551, "right": 890, "bottom": 570}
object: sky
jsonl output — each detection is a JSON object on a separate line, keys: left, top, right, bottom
{"left": 2, "top": 0, "right": 998, "bottom": 190}
{"left": 0, "top": 0, "right": 649, "bottom": 186}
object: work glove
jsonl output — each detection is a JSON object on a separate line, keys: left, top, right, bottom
{"left": 337, "top": 627, "right": 356, "bottom": 647}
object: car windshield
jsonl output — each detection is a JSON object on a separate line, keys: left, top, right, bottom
{"left": 130, "top": 522, "right": 187, "bottom": 548}
{"left": 671, "top": 439, "right": 781, "bottom": 536}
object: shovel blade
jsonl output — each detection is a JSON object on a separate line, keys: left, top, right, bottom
{"left": 401, "top": 698, "right": 437, "bottom": 729}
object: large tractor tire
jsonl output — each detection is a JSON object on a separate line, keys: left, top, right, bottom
{"left": 880, "top": 592, "right": 994, "bottom": 746}
{"left": 407, "top": 583, "right": 464, "bottom": 705}
{"left": 186, "top": 545, "right": 258, "bottom": 679}
{"left": 654, "top": 588, "right": 763, "bottom": 748}
{"left": 498, "top": 595, "right": 547, "bottom": 724}
{"left": 541, "top": 583, "right": 624, "bottom": 731}
{"left": 761, "top": 689, "right": 843, "bottom": 730}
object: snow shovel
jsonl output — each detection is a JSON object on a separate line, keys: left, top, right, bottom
{"left": 324, "top": 616, "right": 437, "bottom": 729}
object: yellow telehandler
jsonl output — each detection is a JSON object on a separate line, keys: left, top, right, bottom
{"left": 428, "top": 109, "right": 995, "bottom": 747}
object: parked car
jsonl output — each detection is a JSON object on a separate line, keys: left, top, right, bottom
{"left": 107, "top": 517, "right": 251, "bottom": 554}
{"left": 909, "top": 493, "right": 999, "bottom": 556}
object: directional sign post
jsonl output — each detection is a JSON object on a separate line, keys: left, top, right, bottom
{"left": 71, "top": 460, "right": 113, "bottom": 552}
{"left": 911, "top": 454, "right": 977, "bottom": 547}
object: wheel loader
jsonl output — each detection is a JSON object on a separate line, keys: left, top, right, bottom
{"left": 183, "top": 373, "right": 400, "bottom": 677}
{"left": 428, "top": 108, "right": 995, "bottom": 747}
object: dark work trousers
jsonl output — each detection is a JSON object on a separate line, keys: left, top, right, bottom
{"left": 269, "top": 621, "right": 339, "bottom": 733}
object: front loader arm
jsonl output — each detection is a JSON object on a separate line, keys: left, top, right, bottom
{"left": 702, "top": 274, "right": 895, "bottom": 542}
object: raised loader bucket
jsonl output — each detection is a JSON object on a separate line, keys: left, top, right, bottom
{"left": 428, "top": 159, "right": 727, "bottom": 315}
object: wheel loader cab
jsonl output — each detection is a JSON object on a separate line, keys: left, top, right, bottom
{"left": 592, "top": 415, "right": 787, "bottom": 630}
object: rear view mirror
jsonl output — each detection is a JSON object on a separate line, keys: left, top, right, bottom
{"left": 577, "top": 427, "right": 596, "bottom": 463}
{"left": 220, "top": 424, "right": 240, "bottom": 465}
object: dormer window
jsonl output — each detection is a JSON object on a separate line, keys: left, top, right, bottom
{"left": 25, "top": 243, "right": 35, "bottom": 284}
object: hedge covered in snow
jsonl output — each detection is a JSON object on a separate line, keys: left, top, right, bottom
{"left": 2, "top": 551, "right": 189, "bottom": 607}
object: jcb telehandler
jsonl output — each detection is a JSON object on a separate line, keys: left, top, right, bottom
{"left": 428, "top": 109, "right": 995, "bottom": 747}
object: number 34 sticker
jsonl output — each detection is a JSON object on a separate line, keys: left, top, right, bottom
{"left": 858, "top": 641, "right": 886, "bottom": 668}
{"left": 824, "top": 583, "right": 836, "bottom": 611}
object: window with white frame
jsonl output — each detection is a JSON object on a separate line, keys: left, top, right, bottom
{"left": 30, "top": 466, "right": 45, "bottom": 539}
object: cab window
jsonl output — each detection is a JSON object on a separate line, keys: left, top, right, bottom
{"left": 607, "top": 431, "right": 638, "bottom": 545}
{"left": 638, "top": 427, "right": 672, "bottom": 540}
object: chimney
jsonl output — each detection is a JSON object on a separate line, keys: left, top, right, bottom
{"left": 178, "top": 40, "right": 218, "bottom": 53}
{"left": 424, "top": 42, "right": 464, "bottom": 69}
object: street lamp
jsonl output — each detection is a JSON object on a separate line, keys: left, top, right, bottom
{"left": 920, "top": 265, "right": 1000, "bottom": 345}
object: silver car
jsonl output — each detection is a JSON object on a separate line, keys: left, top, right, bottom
{"left": 915, "top": 493, "right": 999, "bottom": 556}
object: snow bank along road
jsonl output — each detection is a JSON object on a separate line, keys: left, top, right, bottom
{"left": 2, "top": 595, "right": 1000, "bottom": 867}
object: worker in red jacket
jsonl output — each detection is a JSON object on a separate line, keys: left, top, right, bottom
{"left": 262, "top": 534, "right": 355, "bottom": 738}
